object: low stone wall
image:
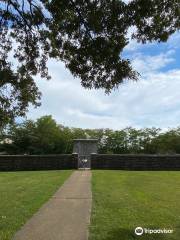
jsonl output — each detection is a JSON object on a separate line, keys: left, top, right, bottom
{"left": 0, "top": 154, "right": 78, "bottom": 171}
{"left": 1, "top": 153, "right": 180, "bottom": 171}
{"left": 91, "top": 154, "right": 180, "bottom": 170}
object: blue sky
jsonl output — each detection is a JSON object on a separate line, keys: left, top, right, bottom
{"left": 26, "top": 31, "right": 180, "bottom": 129}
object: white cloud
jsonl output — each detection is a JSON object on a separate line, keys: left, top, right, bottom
{"left": 131, "top": 50, "right": 175, "bottom": 75}
{"left": 124, "top": 30, "right": 180, "bottom": 53}
{"left": 167, "top": 32, "right": 180, "bottom": 49}
{"left": 27, "top": 49, "right": 180, "bottom": 130}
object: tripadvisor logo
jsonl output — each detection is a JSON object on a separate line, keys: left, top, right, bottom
{"left": 135, "top": 227, "right": 143, "bottom": 236}
{"left": 135, "top": 226, "right": 173, "bottom": 236}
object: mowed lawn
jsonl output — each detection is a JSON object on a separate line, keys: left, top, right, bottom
{"left": 90, "top": 171, "right": 180, "bottom": 240}
{"left": 0, "top": 170, "right": 72, "bottom": 240}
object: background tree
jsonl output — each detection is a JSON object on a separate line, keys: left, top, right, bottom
{"left": 1, "top": 116, "right": 71, "bottom": 154}
{"left": 33, "top": 115, "right": 61, "bottom": 154}
{"left": 0, "top": 0, "right": 179, "bottom": 125}
{"left": 2, "top": 120, "right": 37, "bottom": 154}
{"left": 150, "top": 128, "right": 180, "bottom": 154}
{"left": 1, "top": 117, "right": 180, "bottom": 155}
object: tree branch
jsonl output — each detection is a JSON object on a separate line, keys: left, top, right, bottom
{"left": 8, "top": 0, "right": 32, "bottom": 29}
{"left": 69, "top": 0, "right": 93, "bottom": 40}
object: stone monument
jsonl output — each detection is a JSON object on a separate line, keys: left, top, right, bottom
{"left": 73, "top": 139, "right": 98, "bottom": 169}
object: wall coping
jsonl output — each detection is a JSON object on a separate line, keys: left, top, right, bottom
{"left": 91, "top": 154, "right": 180, "bottom": 157}
{"left": 0, "top": 154, "right": 77, "bottom": 157}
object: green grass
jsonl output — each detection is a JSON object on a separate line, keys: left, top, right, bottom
{"left": 0, "top": 170, "right": 72, "bottom": 240}
{"left": 90, "top": 171, "right": 180, "bottom": 240}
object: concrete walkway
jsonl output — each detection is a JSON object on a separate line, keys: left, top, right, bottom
{"left": 13, "top": 170, "right": 92, "bottom": 240}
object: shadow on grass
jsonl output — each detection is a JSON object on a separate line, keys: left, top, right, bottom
{"left": 103, "top": 227, "right": 171, "bottom": 240}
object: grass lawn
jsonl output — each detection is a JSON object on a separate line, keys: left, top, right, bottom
{"left": 90, "top": 171, "right": 180, "bottom": 240}
{"left": 0, "top": 170, "right": 72, "bottom": 240}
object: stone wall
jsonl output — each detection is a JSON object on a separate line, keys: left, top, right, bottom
{"left": 1, "top": 153, "right": 180, "bottom": 171}
{"left": 91, "top": 154, "right": 180, "bottom": 170}
{"left": 0, "top": 154, "right": 78, "bottom": 171}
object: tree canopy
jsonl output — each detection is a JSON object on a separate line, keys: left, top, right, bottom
{"left": 0, "top": 0, "right": 179, "bottom": 125}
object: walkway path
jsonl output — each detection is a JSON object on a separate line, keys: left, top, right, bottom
{"left": 13, "top": 170, "right": 92, "bottom": 240}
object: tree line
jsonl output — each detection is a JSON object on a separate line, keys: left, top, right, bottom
{"left": 1, "top": 115, "right": 180, "bottom": 155}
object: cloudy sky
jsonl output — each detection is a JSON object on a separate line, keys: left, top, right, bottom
{"left": 26, "top": 31, "right": 180, "bottom": 130}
